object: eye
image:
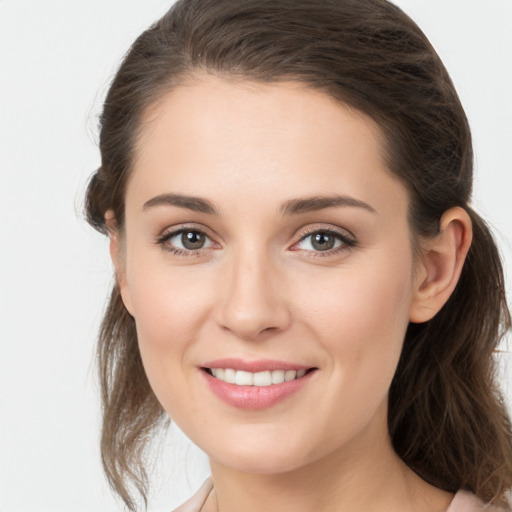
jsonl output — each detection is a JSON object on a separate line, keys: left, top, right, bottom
{"left": 157, "top": 227, "right": 215, "bottom": 254}
{"left": 292, "top": 228, "right": 356, "bottom": 255}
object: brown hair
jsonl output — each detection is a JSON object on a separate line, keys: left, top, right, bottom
{"left": 85, "top": 0, "right": 512, "bottom": 509}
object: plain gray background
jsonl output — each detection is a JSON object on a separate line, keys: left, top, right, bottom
{"left": 1, "top": 1, "right": 511, "bottom": 510}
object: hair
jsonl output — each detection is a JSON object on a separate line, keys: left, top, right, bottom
{"left": 85, "top": 0, "right": 512, "bottom": 509}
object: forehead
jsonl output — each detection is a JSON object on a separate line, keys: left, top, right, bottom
{"left": 128, "top": 75, "right": 408, "bottom": 219}
{"left": 136, "top": 75, "right": 385, "bottom": 165}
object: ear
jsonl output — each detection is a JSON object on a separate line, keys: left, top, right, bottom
{"left": 105, "top": 210, "right": 135, "bottom": 316}
{"left": 409, "top": 207, "right": 472, "bottom": 324}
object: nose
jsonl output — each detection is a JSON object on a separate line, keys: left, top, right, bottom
{"left": 215, "top": 249, "right": 292, "bottom": 341}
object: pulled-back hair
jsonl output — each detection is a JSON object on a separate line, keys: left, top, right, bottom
{"left": 85, "top": 0, "right": 512, "bottom": 509}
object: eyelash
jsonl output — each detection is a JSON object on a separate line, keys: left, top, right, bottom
{"left": 156, "top": 225, "right": 357, "bottom": 258}
{"left": 292, "top": 227, "right": 357, "bottom": 258}
{"left": 156, "top": 226, "right": 215, "bottom": 257}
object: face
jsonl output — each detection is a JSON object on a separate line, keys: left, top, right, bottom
{"left": 116, "top": 75, "right": 423, "bottom": 474}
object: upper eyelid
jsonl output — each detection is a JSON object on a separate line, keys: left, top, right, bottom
{"left": 159, "top": 223, "right": 216, "bottom": 239}
{"left": 293, "top": 224, "right": 355, "bottom": 241}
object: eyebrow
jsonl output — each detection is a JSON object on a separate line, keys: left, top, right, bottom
{"left": 142, "top": 192, "right": 376, "bottom": 216}
{"left": 143, "top": 193, "right": 218, "bottom": 214}
{"left": 280, "top": 195, "right": 376, "bottom": 215}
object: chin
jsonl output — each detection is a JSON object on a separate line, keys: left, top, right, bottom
{"left": 213, "top": 449, "right": 309, "bottom": 475}
{"left": 202, "top": 429, "right": 320, "bottom": 475}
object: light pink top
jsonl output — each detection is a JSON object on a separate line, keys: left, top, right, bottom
{"left": 173, "top": 478, "right": 507, "bottom": 512}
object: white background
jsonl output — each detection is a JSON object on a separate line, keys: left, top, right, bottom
{"left": 0, "top": 1, "right": 511, "bottom": 511}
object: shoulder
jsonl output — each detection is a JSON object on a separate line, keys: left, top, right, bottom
{"left": 172, "top": 478, "right": 213, "bottom": 512}
{"left": 447, "top": 490, "right": 511, "bottom": 512}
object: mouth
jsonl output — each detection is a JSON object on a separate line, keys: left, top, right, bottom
{"left": 202, "top": 367, "right": 317, "bottom": 387}
{"left": 199, "top": 358, "right": 318, "bottom": 409}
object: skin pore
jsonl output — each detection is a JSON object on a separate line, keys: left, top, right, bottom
{"left": 108, "top": 75, "right": 472, "bottom": 512}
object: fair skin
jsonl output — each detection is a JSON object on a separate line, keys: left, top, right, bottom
{"left": 108, "top": 75, "right": 472, "bottom": 512}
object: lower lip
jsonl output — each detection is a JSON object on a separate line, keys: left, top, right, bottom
{"left": 201, "top": 369, "right": 315, "bottom": 410}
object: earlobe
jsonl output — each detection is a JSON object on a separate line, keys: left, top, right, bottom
{"left": 409, "top": 207, "right": 472, "bottom": 324}
{"left": 104, "top": 210, "right": 135, "bottom": 316}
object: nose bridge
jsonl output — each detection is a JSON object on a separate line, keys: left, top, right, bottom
{"left": 217, "top": 241, "right": 290, "bottom": 340}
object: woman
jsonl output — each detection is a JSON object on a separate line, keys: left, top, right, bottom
{"left": 85, "top": 0, "right": 512, "bottom": 510}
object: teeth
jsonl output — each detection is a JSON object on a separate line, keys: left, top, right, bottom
{"left": 235, "top": 370, "right": 253, "bottom": 386}
{"left": 285, "top": 370, "right": 297, "bottom": 381}
{"left": 271, "top": 370, "right": 285, "bottom": 384}
{"left": 224, "top": 368, "right": 236, "bottom": 384}
{"left": 211, "top": 368, "right": 224, "bottom": 380}
{"left": 253, "top": 371, "right": 272, "bottom": 386}
{"left": 209, "top": 368, "right": 309, "bottom": 386}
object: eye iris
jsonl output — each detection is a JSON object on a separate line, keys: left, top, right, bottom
{"left": 181, "top": 231, "right": 205, "bottom": 250}
{"left": 311, "top": 233, "right": 335, "bottom": 251}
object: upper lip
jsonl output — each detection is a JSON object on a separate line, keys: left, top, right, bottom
{"left": 201, "top": 358, "right": 314, "bottom": 373}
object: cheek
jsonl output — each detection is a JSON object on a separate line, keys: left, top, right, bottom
{"left": 126, "top": 247, "right": 210, "bottom": 337}
{"left": 124, "top": 256, "right": 213, "bottom": 396}
{"left": 304, "top": 260, "right": 411, "bottom": 322}
{"left": 286, "top": 258, "right": 415, "bottom": 454}
{"left": 130, "top": 292, "right": 205, "bottom": 423}
{"left": 297, "top": 252, "right": 414, "bottom": 392}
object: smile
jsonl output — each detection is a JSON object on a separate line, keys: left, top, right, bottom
{"left": 206, "top": 368, "right": 308, "bottom": 386}
{"left": 200, "top": 362, "right": 317, "bottom": 410}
